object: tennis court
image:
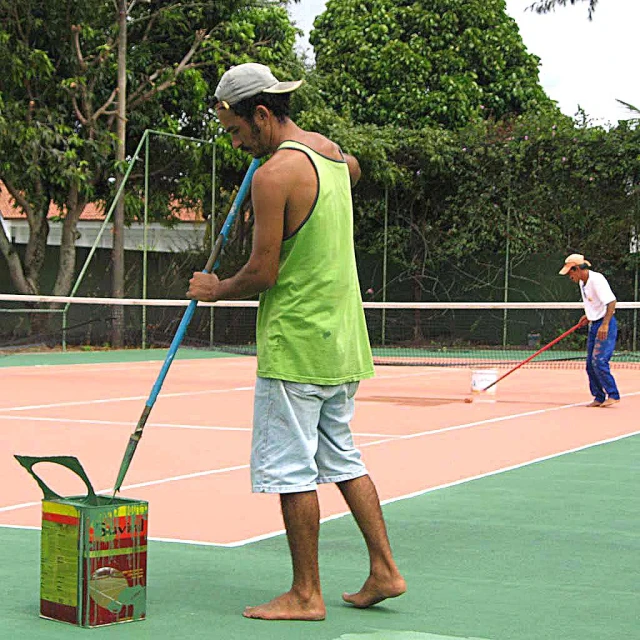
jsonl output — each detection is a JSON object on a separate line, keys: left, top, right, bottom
{"left": 1, "top": 343, "right": 638, "bottom": 640}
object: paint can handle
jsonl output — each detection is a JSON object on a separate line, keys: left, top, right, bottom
{"left": 14, "top": 455, "right": 99, "bottom": 505}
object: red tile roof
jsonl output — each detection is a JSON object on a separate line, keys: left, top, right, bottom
{"left": 0, "top": 182, "right": 202, "bottom": 222}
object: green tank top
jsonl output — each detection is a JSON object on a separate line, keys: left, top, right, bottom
{"left": 255, "top": 140, "right": 374, "bottom": 384}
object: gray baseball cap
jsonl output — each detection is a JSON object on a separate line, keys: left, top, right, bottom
{"left": 214, "top": 63, "right": 303, "bottom": 108}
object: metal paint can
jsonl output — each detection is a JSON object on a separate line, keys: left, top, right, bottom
{"left": 15, "top": 455, "right": 147, "bottom": 628}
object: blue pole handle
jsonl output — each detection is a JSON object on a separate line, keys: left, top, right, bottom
{"left": 145, "top": 299, "right": 198, "bottom": 406}
{"left": 144, "top": 158, "right": 260, "bottom": 409}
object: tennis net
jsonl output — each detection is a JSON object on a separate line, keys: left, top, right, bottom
{"left": 1, "top": 294, "right": 639, "bottom": 368}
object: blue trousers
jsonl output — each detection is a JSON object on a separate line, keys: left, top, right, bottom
{"left": 586, "top": 316, "right": 620, "bottom": 402}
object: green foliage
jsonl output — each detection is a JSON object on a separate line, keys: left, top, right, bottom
{"left": 0, "top": 0, "right": 300, "bottom": 293}
{"left": 344, "top": 110, "right": 640, "bottom": 301}
{"left": 1, "top": 0, "right": 636, "bottom": 306}
{"left": 310, "top": 0, "right": 555, "bottom": 130}
{"left": 291, "top": 53, "right": 638, "bottom": 302}
{"left": 529, "top": 0, "right": 599, "bottom": 20}
{"left": 616, "top": 99, "right": 640, "bottom": 116}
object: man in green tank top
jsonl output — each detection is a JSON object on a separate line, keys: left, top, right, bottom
{"left": 187, "top": 63, "right": 405, "bottom": 621}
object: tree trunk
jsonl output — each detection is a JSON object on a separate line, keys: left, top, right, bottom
{"left": 24, "top": 212, "right": 49, "bottom": 294}
{"left": 111, "top": 0, "right": 127, "bottom": 347}
{"left": 0, "top": 181, "right": 51, "bottom": 335}
{"left": 53, "top": 188, "right": 87, "bottom": 297}
{"left": 21, "top": 207, "right": 50, "bottom": 336}
{"left": 0, "top": 217, "right": 32, "bottom": 294}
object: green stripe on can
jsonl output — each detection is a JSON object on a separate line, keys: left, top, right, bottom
{"left": 89, "top": 546, "right": 148, "bottom": 559}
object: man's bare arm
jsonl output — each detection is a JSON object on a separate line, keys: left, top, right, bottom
{"left": 344, "top": 153, "right": 361, "bottom": 187}
{"left": 187, "top": 166, "right": 284, "bottom": 301}
{"left": 603, "top": 299, "right": 616, "bottom": 322}
{"left": 597, "top": 300, "right": 617, "bottom": 340}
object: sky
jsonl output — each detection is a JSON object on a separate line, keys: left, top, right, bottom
{"left": 288, "top": 0, "right": 640, "bottom": 127}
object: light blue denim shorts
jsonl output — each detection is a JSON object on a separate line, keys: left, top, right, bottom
{"left": 251, "top": 377, "right": 368, "bottom": 493}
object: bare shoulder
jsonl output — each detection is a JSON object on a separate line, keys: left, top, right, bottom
{"left": 251, "top": 150, "right": 308, "bottom": 201}
{"left": 301, "top": 131, "right": 343, "bottom": 160}
{"left": 254, "top": 150, "right": 299, "bottom": 188}
{"left": 257, "top": 131, "right": 360, "bottom": 188}
{"left": 298, "top": 132, "right": 360, "bottom": 183}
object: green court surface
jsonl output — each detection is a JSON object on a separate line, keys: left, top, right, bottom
{"left": 0, "top": 347, "right": 236, "bottom": 368}
{"left": 1, "top": 435, "right": 638, "bottom": 640}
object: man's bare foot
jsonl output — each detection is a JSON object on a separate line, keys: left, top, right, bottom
{"left": 600, "top": 397, "right": 620, "bottom": 407}
{"left": 342, "top": 573, "right": 407, "bottom": 608}
{"left": 243, "top": 590, "right": 326, "bottom": 621}
{"left": 586, "top": 400, "right": 603, "bottom": 407}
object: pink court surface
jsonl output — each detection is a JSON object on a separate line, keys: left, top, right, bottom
{"left": 1, "top": 355, "right": 638, "bottom": 545}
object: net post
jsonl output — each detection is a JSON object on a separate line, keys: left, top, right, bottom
{"left": 209, "top": 140, "right": 217, "bottom": 349}
{"left": 381, "top": 186, "right": 389, "bottom": 346}
{"left": 142, "top": 133, "right": 150, "bottom": 350}
{"left": 62, "top": 307, "right": 68, "bottom": 352}
{"left": 634, "top": 211, "right": 639, "bottom": 352}
{"left": 634, "top": 259, "right": 638, "bottom": 353}
{"left": 502, "top": 193, "right": 511, "bottom": 347}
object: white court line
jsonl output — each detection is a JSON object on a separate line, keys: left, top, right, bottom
{"left": 0, "top": 385, "right": 254, "bottom": 413}
{"left": 356, "top": 390, "right": 640, "bottom": 446}
{"left": 0, "top": 501, "right": 44, "bottom": 513}
{"left": 0, "top": 414, "right": 397, "bottom": 439}
{"left": 0, "top": 355, "right": 448, "bottom": 373}
{"left": 121, "top": 427, "right": 640, "bottom": 547}
{"left": 0, "top": 366, "right": 458, "bottom": 414}
{"left": 0, "top": 415, "right": 251, "bottom": 432}
{"left": 0, "top": 357, "right": 451, "bottom": 378}
{"left": 3, "top": 392, "right": 638, "bottom": 519}
{"left": 214, "top": 428, "right": 640, "bottom": 547}
{"left": 118, "top": 464, "right": 250, "bottom": 491}
{"left": 359, "top": 391, "right": 640, "bottom": 447}
{"left": 0, "top": 356, "right": 255, "bottom": 375}
{"left": 0, "top": 363, "right": 195, "bottom": 377}
{"left": 3, "top": 429, "right": 637, "bottom": 547}
{"left": 0, "top": 463, "right": 250, "bottom": 514}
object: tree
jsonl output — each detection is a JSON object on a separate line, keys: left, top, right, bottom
{"left": 616, "top": 99, "right": 640, "bottom": 117}
{"left": 0, "top": 0, "right": 300, "bottom": 302}
{"left": 354, "top": 111, "right": 640, "bottom": 302}
{"left": 295, "top": 95, "right": 639, "bottom": 304}
{"left": 111, "top": 0, "right": 128, "bottom": 346}
{"left": 309, "top": 0, "right": 555, "bottom": 130}
{"left": 529, "top": 0, "right": 599, "bottom": 20}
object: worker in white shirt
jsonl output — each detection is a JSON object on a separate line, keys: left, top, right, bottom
{"left": 559, "top": 253, "right": 620, "bottom": 407}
